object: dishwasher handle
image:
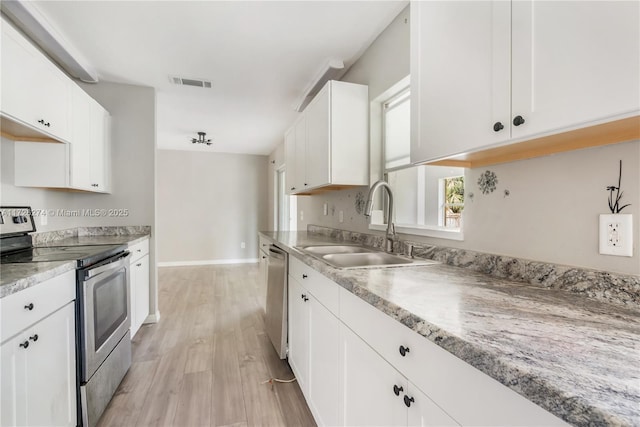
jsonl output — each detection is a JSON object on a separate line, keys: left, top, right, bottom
{"left": 269, "top": 245, "right": 286, "bottom": 259}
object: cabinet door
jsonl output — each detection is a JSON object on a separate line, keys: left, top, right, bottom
{"left": 133, "top": 254, "right": 150, "bottom": 334}
{"left": 258, "top": 251, "right": 268, "bottom": 313}
{"left": 304, "top": 84, "right": 330, "bottom": 189}
{"left": 90, "top": 101, "right": 108, "bottom": 191}
{"left": 1, "top": 302, "right": 77, "bottom": 427}
{"left": 293, "top": 115, "right": 307, "bottom": 192}
{"left": 307, "top": 296, "right": 341, "bottom": 426}
{"left": 284, "top": 126, "right": 297, "bottom": 194}
{"left": 1, "top": 331, "right": 27, "bottom": 426}
{"left": 341, "top": 324, "right": 407, "bottom": 427}
{"left": 410, "top": 0, "right": 511, "bottom": 164}
{"left": 406, "top": 383, "right": 459, "bottom": 427}
{"left": 70, "top": 85, "right": 93, "bottom": 190}
{"left": 511, "top": 1, "right": 640, "bottom": 139}
{"left": 0, "top": 18, "right": 71, "bottom": 143}
{"left": 287, "top": 277, "right": 309, "bottom": 393}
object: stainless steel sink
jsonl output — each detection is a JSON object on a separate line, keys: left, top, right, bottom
{"left": 321, "top": 252, "right": 439, "bottom": 269}
{"left": 301, "top": 245, "right": 376, "bottom": 255}
{"left": 298, "top": 244, "right": 440, "bottom": 269}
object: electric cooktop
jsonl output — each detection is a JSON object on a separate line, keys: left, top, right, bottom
{"left": 1, "top": 244, "right": 127, "bottom": 268}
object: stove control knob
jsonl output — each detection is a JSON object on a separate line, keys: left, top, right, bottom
{"left": 12, "top": 215, "right": 27, "bottom": 224}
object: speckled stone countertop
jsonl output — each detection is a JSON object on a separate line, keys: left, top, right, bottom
{"left": 260, "top": 231, "right": 640, "bottom": 427}
{"left": 0, "top": 261, "right": 76, "bottom": 298}
{"left": 36, "top": 234, "right": 149, "bottom": 247}
{"left": 1, "top": 227, "right": 150, "bottom": 299}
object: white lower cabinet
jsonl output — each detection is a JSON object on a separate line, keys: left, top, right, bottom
{"left": 129, "top": 239, "right": 150, "bottom": 337}
{"left": 288, "top": 257, "right": 568, "bottom": 427}
{"left": 342, "top": 324, "right": 458, "bottom": 427}
{"left": 287, "top": 266, "right": 341, "bottom": 426}
{"left": 1, "top": 301, "right": 76, "bottom": 427}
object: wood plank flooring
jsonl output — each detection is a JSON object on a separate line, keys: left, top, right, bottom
{"left": 97, "top": 264, "right": 316, "bottom": 427}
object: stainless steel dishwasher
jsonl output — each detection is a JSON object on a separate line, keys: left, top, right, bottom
{"left": 265, "top": 244, "right": 288, "bottom": 359}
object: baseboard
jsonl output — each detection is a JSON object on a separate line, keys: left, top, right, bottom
{"left": 158, "top": 258, "right": 259, "bottom": 267}
{"left": 143, "top": 311, "right": 160, "bottom": 324}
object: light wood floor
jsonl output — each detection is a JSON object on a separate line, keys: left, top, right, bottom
{"left": 97, "top": 264, "right": 316, "bottom": 427}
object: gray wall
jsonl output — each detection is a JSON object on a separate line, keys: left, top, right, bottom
{"left": 292, "top": 5, "right": 640, "bottom": 276}
{"left": 156, "top": 150, "right": 268, "bottom": 263}
{"left": 1, "top": 82, "right": 159, "bottom": 315}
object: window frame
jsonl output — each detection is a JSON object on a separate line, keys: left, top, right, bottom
{"left": 370, "top": 77, "right": 465, "bottom": 241}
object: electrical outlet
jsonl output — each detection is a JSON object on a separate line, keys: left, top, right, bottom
{"left": 599, "top": 214, "right": 633, "bottom": 257}
{"left": 339, "top": 210, "right": 344, "bottom": 223}
{"left": 40, "top": 212, "right": 47, "bottom": 226}
{"left": 323, "top": 203, "right": 328, "bottom": 216}
{"left": 300, "top": 210, "right": 304, "bottom": 221}
{"left": 240, "top": 242, "right": 246, "bottom": 249}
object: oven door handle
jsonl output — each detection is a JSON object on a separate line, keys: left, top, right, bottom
{"left": 85, "top": 251, "right": 131, "bottom": 279}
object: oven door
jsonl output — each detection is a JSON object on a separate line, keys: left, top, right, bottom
{"left": 78, "top": 251, "right": 131, "bottom": 382}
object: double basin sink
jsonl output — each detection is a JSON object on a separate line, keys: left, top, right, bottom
{"left": 298, "top": 244, "right": 439, "bottom": 269}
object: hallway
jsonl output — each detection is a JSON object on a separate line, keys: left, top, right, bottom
{"left": 97, "top": 264, "right": 315, "bottom": 427}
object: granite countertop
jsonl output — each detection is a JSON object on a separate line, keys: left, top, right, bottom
{"left": 1, "top": 261, "right": 76, "bottom": 298}
{"left": 0, "top": 231, "right": 150, "bottom": 299}
{"left": 36, "top": 234, "right": 149, "bottom": 247}
{"left": 260, "top": 231, "right": 640, "bottom": 427}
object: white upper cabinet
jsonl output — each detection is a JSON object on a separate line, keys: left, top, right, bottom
{"left": 411, "top": 0, "right": 640, "bottom": 165}
{"left": 284, "top": 80, "right": 368, "bottom": 195}
{"left": 1, "top": 17, "right": 72, "bottom": 143}
{"left": 510, "top": 1, "right": 640, "bottom": 137}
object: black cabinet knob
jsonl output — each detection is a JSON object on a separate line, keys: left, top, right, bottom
{"left": 304, "top": 183, "right": 308, "bottom": 186}
{"left": 404, "top": 395, "right": 415, "bottom": 407}
{"left": 493, "top": 122, "right": 504, "bottom": 132}
{"left": 45, "top": 122, "right": 50, "bottom": 127}
{"left": 399, "top": 345, "right": 410, "bottom": 357}
{"left": 393, "top": 385, "right": 403, "bottom": 396}
{"left": 302, "top": 274, "right": 308, "bottom": 279}
{"left": 29, "top": 334, "right": 38, "bottom": 342}
{"left": 19, "top": 341, "right": 29, "bottom": 349}
{"left": 24, "top": 303, "right": 34, "bottom": 311}
{"left": 291, "top": 187, "right": 296, "bottom": 191}
{"left": 301, "top": 294, "right": 306, "bottom": 300}
{"left": 303, "top": 297, "right": 309, "bottom": 302}
{"left": 513, "top": 115, "right": 525, "bottom": 126}
{"left": 136, "top": 263, "right": 142, "bottom": 267}
{"left": 262, "top": 256, "right": 266, "bottom": 259}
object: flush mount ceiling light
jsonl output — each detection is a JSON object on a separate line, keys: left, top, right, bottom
{"left": 191, "top": 132, "right": 212, "bottom": 145}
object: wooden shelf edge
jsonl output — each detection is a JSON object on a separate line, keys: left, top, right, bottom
{"left": 424, "top": 115, "right": 640, "bottom": 169}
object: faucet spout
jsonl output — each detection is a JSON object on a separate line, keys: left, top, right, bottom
{"left": 364, "top": 180, "right": 396, "bottom": 253}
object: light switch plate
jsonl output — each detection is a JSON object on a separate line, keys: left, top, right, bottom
{"left": 599, "top": 214, "right": 633, "bottom": 257}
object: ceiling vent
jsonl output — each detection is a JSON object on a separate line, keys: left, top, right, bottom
{"left": 169, "top": 76, "right": 212, "bottom": 88}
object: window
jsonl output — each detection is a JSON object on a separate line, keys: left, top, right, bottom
{"left": 372, "top": 82, "right": 465, "bottom": 238}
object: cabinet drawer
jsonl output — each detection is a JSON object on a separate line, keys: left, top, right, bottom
{"left": 1, "top": 270, "right": 76, "bottom": 343}
{"left": 259, "top": 235, "right": 271, "bottom": 253}
{"left": 129, "top": 238, "right": 149, "bottom": 262}
{"left": 289, "top": 257, "right": 339, "bottom": 316}
{"left": 339, "top": 287, "right": 566, "bottom": 426}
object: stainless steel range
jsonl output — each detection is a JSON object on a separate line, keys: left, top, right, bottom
{"left": 0, "top": 206, "right": 132, "bottom": 427}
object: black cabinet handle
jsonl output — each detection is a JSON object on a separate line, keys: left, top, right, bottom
{"left": 301, "top": 294, "right": 306, "bottom": 300}
{"left": 19, "top": 341, "right": 29, "bottom": 349}
{"left": 302, "top": 274, "right": 308, "bottom": 279}
{"left": 262, "top": 256, "right": 266, "bottom": 259}
{"left": 404, "top": 395, "right": 415, "bottom": 407}
{"left": 399, "top": 345, "right": 410, "bottom": 357}
{"left": 136, "top": 263, "right": 142, "bottom": 267}
{"left": 291, "top": 187, "right": 296, "bottom": 191}
{"left": 513, "top": 115, "right": 525, "bottom": 126}
{"left": 393, "top": 385, "right": 403, "bottom": 396}
{"left": 37, "top": 119, "right": 51, "bottom": 127}
{"left": 303, "top": 297, "right": 309, "bottom": 302}
{"left": 29, "top": 334, "right": 38, "bottom": 342}
{"left": 493, "top": 122, "right": 504, "bottom": 132}
{"left": 24, "top": 303, "right": 34, "bottom": 311}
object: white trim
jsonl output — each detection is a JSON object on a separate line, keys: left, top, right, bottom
{"left": 143, "top": 311, "right": 161, "bottom": 324}
{"left": 369, "top": 223, "right": 464, "bottom": 241}
{"left": 158, "top": 258, "right": 259, "bottom": 267}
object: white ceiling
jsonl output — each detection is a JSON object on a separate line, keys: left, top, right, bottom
{"left": 31, "top": 1, "right": 407, "bottom": 155}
